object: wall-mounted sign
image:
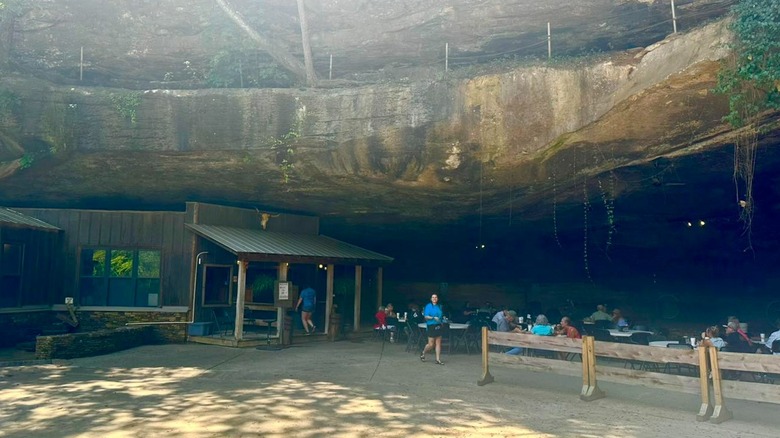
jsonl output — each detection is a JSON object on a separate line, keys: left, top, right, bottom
{"left": 278, "top": 282, "right": 289, "bottom": 300}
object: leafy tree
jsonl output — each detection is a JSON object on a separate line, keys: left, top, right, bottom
{"left": 714, "top": 0, "right": 780, "bottom": 250}
{"left": 715, "top": 0, "right": 780, "bottom": 127}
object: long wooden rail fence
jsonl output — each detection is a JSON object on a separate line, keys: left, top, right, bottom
{"left": 476, "top": 327, "right": 780, "bottom": 424}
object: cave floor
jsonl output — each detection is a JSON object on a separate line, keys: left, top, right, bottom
{"left": 0, "top": 341, "right": 777, "bottom": 437}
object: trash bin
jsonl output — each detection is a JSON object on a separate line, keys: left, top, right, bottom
{"left": 328, "top": 313, "right": 342, "bottom": 342}
{"left": 282, "top": 313, "right": 294, "bottom": 345}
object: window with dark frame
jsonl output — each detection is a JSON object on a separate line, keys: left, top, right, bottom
{"left": 79, "top": 248, "right": 161, "bottom": 307}
{"left": 203, "top": 265, "right": 232, "bottom": 306}
{"left": 0, "top": 242, "right": 24, "bottom": 308}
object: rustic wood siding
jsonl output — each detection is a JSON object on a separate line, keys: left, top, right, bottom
{"left": 0, "top": 225, "right": 59, "bottom": 306}
{"left": 19, "top": 209, "right": 191, "bottom": 307}
{"left": 189, "top": 202, "right": 319, "bottom": 234}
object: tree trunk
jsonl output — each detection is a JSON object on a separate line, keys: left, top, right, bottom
{"left": 296, "top": 0, "right": 317, "bottom": 87}
{"left": 214, "top": 0, "right": 308, "bottom": 84}
{"left": 0, "top": 14, "right": 15, "bottom": 70}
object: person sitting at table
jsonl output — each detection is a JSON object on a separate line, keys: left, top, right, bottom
{"left": 495, "top": 310, "right": 516, "bottom": 332}
{"left": 727, "top": 316, "right": 753, "bottom": 346}
{"left": 455, "top": 301, "right": 477, "bottom": 323}
{"left": 556, "top": 316, "right": 582, "bottom": 339}
{"left": 506, "top": 314, "right": 553, "bottom": 355}
{"left": 492, "top": 307, "right": 509, "bottom": 330}
{"left": 374, "top": 306, "right": 397, "bottom": 343}
{"left": 698, "top": 325, "right": 726, "bottom": 350}
{"left": 589, "top": 304, "right": 611, "bottom": 322}
{"left": 407, "top": 302, "right": 425, "bottom": 324}
{"left": 386, "top": 303, "right": 400, "bottom": 342}
{"left": 723, "top": 321, "right": 753, "bottom": 353}
{"left": 611, "top": 308, "right": 629, "bottom": 330}
{"left": 762, "top": 318, "right": 780, "bottom": 351}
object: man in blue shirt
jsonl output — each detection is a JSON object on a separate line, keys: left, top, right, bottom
{"left": 295, "top": 286, "right": 317, "bottom": 335}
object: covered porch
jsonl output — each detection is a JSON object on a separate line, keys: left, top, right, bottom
{"left": 185, "top": 224, "right": 393, "bottom": 347}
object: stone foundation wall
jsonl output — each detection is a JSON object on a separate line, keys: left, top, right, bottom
{"left": 74, "top": 310, "right": 189, "bottom": 344}
{"left": 35, "top": 325, "right": 156, "bottom": 359}
{"left": 0, "top": 310, "right": 58, "bottom": 348}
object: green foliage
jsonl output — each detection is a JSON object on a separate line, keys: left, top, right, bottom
{"left": 0, "top": 88, "right": 19, "bottom": 129}
{"left": 137, "top": 250, "right": 160, "bottom": 278}
{"left": 714, "top": 0, "right": 780, "bottom": 127}
{"left": 18, "top": 152, "right": 33, "bottom": 169}
{"left": 0, "top": 0, "right": 29, "bottom": 18}
{"left": 269, "top": 103, "right": 305, "bottom": 184}
{"left": 251, "top": 275, "right": 275, "bottom": 293}
{"left": 91, "top": 250, "right": 106, "bottom": 276}
{"left": 109, "top": 92, "right": 142, "bottom": 125}
{"left": 110, "top": 250, "right": 133, "bottom": 277}
{"left": 206, "top": 49, "right": 293, "bottom": 88}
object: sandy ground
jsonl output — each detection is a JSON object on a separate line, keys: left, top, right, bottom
{"left": 1, "top": 339, "right": 778, "bottom": 438}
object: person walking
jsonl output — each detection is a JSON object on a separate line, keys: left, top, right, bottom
{"left": 421, "top": 293, "right": 445, "bottom": 365}
{"left": 295, "top": 286, "right": 317, "bottom": 335}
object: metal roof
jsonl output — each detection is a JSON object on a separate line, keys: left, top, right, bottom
{"left": 186, "top": 224, "right": 393, "bottom": 265}
{"left": 0, "top": 207, "right": 60, "bottom": 231}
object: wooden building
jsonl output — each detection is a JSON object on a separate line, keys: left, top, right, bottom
{"left": 0, "top": 203, "right": 392, "bottom": 348}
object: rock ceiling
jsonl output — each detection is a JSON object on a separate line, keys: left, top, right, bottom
{"left": 1, "top": 0, "right": 779, "bottom": 281}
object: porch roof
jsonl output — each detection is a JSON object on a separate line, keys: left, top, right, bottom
{"left": 186, "top": 224, "right": 393, "bottom": 266}
{"left": 0, "top": 207, "right": 60, "bottom": 231}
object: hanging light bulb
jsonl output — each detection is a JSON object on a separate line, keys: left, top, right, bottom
{"left": 699, "top": 220, "right": 705, "bottom": 227}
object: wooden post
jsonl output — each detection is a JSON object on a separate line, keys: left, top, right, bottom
{"left": 580, "top": 336, "right": 605, "bottom": 401}
{"left": 278, "top": 261, "right": 288, "bottom": 333}
{"left": 329, "top": 54, "right": 333, "bottom": 80}
{"left": 477, "top": 326, "right": 494, "bottom": 386}
{"left": 445, "top": 43, "right": 449, "bottom": 73}
{"left": 547, "top": 22, "right": 552, "bottom": 59}
{"left": 325, "top": 263, "right": 334, "bottom": 335}
{"left": 707, "top": 347, "right": 732, "bottom": 424}
{"left": 353, "top": 265, "right": 362, "bottom": 331}
{"left": 696, "top": 344, "right": 713, "bottom": 421}
{"left": 580, "top": 335, "right": 590, "bottom": 398}
{"left": 670, "top": 0, "right": 678, "bottom": 34}
{"left": 234, "top": 259, "right": 247, "bottom": 341}
{"left": 80, "top": 46, "right": 84, "bottom": 81}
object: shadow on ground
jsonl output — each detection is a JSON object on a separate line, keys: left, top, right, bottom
{"left": 1, "top": 342, "right": 778, "bottom": 437}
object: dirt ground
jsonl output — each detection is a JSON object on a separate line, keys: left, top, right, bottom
{"left": 1, "top": 339, "right": 778, "bottom": 438}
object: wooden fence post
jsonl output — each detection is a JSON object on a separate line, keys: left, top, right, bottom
{"left": 707, "top": 347, "right": 733, "bottom": 423}
{"left": 579, "top": 336, "right": 605, "bottom": 401}
{"left": 696, "top": 344, "right": 713, "bottom": 421}
{"left": 477, "top": 326, "right": 494, "bottom": 386}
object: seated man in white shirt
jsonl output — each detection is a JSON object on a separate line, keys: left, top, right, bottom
{"left": 765, "top": 319, "right": 780, "bottom": 353}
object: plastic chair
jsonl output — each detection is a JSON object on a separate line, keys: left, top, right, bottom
{"left": 590, "top": 328, "right": 613, "bottom": 342}
{"left": 212, "top": 308, "right": 235, "bottom": 337}
{"left": 665, "top": 343, "right": 694, "bottom": 375}
{"left": 454, "top": 323, "right": 481, "bottom": 354}
{"left": 404, "top": 320, "right": 424, "bottom": 352}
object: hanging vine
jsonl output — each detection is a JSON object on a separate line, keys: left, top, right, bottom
{"left": 714, "top": 0, "right": 780, "bottom": 251}
{"left": 597, "top": 175, "right": 616, "bottom": 256}
{"left": 552, "top": 169, "right": 562, "bottom": 248}
{"left": 583, "top": 173, "right": 593, "bottom": 283}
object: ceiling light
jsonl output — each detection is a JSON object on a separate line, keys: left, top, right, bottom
{"left": 687, "top": 222, "right": 692, "bottom": 227}
{"left": 699, "top": 220, "right": 705, "bottom": 227}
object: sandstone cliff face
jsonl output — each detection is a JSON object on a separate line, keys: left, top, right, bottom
{"left": 0, "top": 19, "right": 734, "bottom": 225}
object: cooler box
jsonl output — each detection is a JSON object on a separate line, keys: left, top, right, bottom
{"left": 188, "top": 322, "right": 213, "bottom": 336}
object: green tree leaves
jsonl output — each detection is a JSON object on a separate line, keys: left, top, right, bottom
{"left": 715, "top": 0, "right": 780, "bottom": 127}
